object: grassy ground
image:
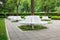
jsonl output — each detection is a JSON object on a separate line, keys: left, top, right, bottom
{"left": 0, "top": 18, "right": 7, "bottom": 40}
{"left": 18, "top": 25, "right": 47, "bottom": 31}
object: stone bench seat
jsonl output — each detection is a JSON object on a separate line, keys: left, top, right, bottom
{"left": 8, "top": 16, "right": 24, "bottom": 21}
{"left": 41, "top": 16, "right": 51, "bottom": 21}
{"left": 19, "top": 15, "right": 48, "bottom": 25}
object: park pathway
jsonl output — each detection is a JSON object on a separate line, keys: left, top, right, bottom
{"left": 5, "top": 19, "right": 60, "bottom": 40}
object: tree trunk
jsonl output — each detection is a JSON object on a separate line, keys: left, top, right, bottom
{"left": 15, "top": 0, "right": 18, "bottom": 16}
{"left": 31, "top": 0, "right": 34, "bottom": 29}
{"left": 31, "top": 0, "right": 34, "bottom": 15}
{"left": 32, "top": 24, "right": 34, "bottom": 29}
{"left": 44, "top": 5, "right": 47, "bottom": 16}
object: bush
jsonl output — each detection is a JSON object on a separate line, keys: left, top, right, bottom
{"left": 51, "top": 16, "right": 60, "bottom": 20}
{"left": 5, "top": 12, "right": 60, "bottom": 16}
{"left": 0, "top": 12, "right": 60, "bottom": 18}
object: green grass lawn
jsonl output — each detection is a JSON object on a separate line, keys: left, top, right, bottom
{"left": 0, "top": 18, "right": 7, "bottom": 40}
{"left": 18, "top": 25, "right": 47, "bottom": 31}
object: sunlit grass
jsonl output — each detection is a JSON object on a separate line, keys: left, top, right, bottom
{"left": 0, "top": 18, "right": 7, "bottom": 40}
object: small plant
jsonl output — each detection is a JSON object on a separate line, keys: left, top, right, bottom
{"left": 21, "top": 16, "right": 25, "bottom": 19}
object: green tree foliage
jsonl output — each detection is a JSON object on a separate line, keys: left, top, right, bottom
{"left": 1, "top": 0, "right": 60, "bottom": 14}
{"left": 21, "top": 0, "right": 31, "bottom": 12}
{"left": 34, "top": 0, "right": 57, "bottom": 12}
{"left": 0, "top": 0, "right": 4, "bottom": 13}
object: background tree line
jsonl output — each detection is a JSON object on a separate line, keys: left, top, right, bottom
{"left": 0, "top": 0, "right": 60, "bottom": 14}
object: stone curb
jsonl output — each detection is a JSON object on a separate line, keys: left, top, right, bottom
{"left": 5, "top": 19, "right": 10, "bottom": 40}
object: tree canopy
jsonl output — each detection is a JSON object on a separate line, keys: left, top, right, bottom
{"left": 0, "top": 0, "right": 60, "bottom": 14}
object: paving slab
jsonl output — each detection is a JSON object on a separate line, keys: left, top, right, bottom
{"left": 5, "top": 19, "right": 60, "bottom": 40}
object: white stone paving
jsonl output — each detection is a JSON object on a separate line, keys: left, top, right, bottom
{"left": 5, "top": 19, "right": 60, "bottom": 40}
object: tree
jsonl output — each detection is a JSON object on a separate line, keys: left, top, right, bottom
{"left": 31, "top": 0, "right": 34, "bottom": 15}
{"left": 31, "top": 0, "right": 34, "bottom": 29}
{"left": 14, "top": 0, "right": 19, "bottom": 16}
{"left": 6, "top": 0, "right": 16, "bottom": 15}
{"left": 34, "top": 0, "right": 44, "bottom": 12}
{"left": 22, "top": 0, "right": 31, "bottom": 13}
{"left": 1, "top": 0, "right": 60, "bottom": 15}
{"left": 42, "top": 0, "right": 57, "bottom": 15}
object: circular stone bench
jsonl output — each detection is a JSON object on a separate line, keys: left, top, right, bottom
{"left": 19, "top": 15, "right": 48, "bottom": 25}
{"left": 41, "top": 16, "right": 51, "bottom": 21}
{"left": 8, "top": 16, "right": 24, "bottom": 21}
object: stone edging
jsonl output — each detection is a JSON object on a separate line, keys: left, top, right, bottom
{"left": 6, "top": 26, "right": 10, "bottom": 40}
{"left": 16, "top": 26, "right": 23, "bottom": 32}
{"left": 5, "top": 19, "right": 10, "bottom": 40}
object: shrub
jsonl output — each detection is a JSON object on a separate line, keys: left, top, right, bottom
{"left": 51, "top": 16, "right": 60, "bottom": 20}
{"left": 0, "top": 12, "right": 60, "bottom": 18}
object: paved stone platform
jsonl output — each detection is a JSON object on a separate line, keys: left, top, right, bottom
{"left": 5, "top": 19, "right": 60, "bottom": 40}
